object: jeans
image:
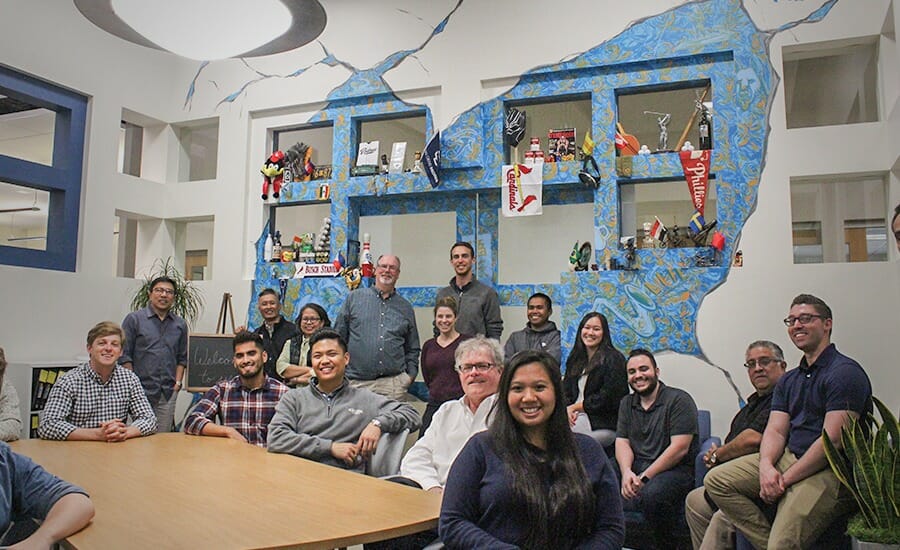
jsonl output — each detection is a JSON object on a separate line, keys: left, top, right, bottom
{"left": 622, "top": 466, "right": 694, "bottom": 550}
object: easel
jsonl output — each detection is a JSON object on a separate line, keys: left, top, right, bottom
{"left": 215, "top": 292, "right": 236, "bottom": 335}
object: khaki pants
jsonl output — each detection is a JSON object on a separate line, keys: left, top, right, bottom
{"left": 349, "top": 372, "right": 413, "bottom": 402}
{"left": 685, "top": 486, "right": 735, "bottom": 550}
{"left": 704, "top": 451, "right": 854, "bottom": 550}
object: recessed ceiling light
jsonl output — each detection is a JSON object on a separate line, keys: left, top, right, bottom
{"left": 74, "top": 0, "right": 326, "bottom": 61}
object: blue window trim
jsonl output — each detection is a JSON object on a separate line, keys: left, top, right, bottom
{"left": 0, "top": 64, "right": 88, "bottom": 272}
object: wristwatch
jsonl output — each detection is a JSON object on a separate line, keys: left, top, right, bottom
{"left": 709, "top": 451, "right": 718, "bottom": 465}
{"left": 370, "top": 419, "right": 382, "bottom": 428}
{"left": 640, "top": 474, "right": 650, "bottom": 484}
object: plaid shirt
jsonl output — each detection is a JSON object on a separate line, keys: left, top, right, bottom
{"left": 38, "top": 363, "right": 158, "bottom": 440}
{"left": 183, "top": 375, "right": 289, "bottom": 447}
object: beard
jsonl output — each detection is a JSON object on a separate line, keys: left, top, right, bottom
{"left": 239, "top": 364, "right": 263, "bottom": 380}
{"left": 632, "top": 377, "right": 658, "bottom": 396}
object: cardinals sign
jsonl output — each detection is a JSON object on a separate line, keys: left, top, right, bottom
{"left": 501, "top": 163, "right": 543, "bottom": 217}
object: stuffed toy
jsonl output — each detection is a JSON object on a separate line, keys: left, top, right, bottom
{"left": 261, "top": 150, "right": 286, "bottom": 200}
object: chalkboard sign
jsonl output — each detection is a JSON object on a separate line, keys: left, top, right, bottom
{"left": 187, "top": 334, "right": 234, "bottom": 392}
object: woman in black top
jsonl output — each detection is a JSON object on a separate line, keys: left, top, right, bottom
{"left": 563, "top": 312, "right": 628, "bottom": 448}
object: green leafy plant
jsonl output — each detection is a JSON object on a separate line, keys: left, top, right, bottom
{"left": 130, "top": 257, "right": 205, "bottom": 328}
{"left": 823, "top": 396, "right": 900, "bottom": 544}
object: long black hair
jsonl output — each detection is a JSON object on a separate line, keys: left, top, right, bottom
{"left": 565, "top": 311, "right": 616, "bottom": 379}
{"left": 489, "top": 350, "right": 596, "bottom": 549}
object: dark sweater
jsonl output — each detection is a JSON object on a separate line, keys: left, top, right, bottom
{"left": 440, "top": 432, "right": 625, "bottom": 549}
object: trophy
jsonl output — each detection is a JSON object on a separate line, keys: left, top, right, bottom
{"left": 643, "top": 111, "right": 672, "bottom": 152}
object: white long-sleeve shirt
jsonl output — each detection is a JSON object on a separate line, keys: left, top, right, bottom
{"left": 400, "top": 393, "right": 497, "bottom": 490}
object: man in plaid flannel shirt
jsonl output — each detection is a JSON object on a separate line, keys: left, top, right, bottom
{"left": 183, "top": 331, "right": 288, "bottom": 447}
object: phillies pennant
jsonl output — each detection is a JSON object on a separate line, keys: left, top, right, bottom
{"left": 679, "top": 149, "right": 711, "bottom": 216}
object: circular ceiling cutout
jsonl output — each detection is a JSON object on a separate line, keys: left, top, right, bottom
{"left": 74, "top": 0, "right": 326, "bottom": 60}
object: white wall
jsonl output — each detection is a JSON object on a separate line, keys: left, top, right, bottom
{"left": 0, "top": 0, "right": 897, "bottom": 440}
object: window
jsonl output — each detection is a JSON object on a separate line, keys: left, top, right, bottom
{"left": 0, "top": 65, "right": 88, "bottom": 271}
{"left": 617, "top": 82, "right": 711, "bottom": 154}
{"left": 355, "top": 113, "right": 426, "bottom": 172}
{"left": 783, "top": 38, "right": 878, "bottom": 128}
{"left": 504, "top": 95, "right": 591, "bottom": 163}
{"left": 0, "top": 96, "right": 55, "bottom": 165}
{"left": 0, "top": 180, "right": 48, "bottom": 251}
{"left": 274, "top": 123, "right": 334, "bottom": 181}
{"left": 174, "top": 119, "right": 219, "bottom": 181}
{"left": 790, "top": 173, "right": 887, "bottom": 263}
{"left": 118, "top": 120, "right": 143, "bottom": 177}
{"left": 176, "top": 218, "right": 214, "bottom": 280}
{"left": 619, "top": 179, "right": 717, "bottom": 247}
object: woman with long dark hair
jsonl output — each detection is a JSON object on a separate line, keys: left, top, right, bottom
{"left": 563, "top": 312, "right": 628, "bottom": 447}
{"left": 439, "top": 350, "right": 624, "bottom": 549}
{"left": 276, "top": 303, "right": 330, "bottom": 386}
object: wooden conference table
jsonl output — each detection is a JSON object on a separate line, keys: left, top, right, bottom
{"left": 12, "top": 433, "right": 441, "bottom": 549}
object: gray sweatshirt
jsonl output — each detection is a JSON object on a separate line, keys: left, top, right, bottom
{"left": 267, "top": 378, "right": 420, "bottom": 471}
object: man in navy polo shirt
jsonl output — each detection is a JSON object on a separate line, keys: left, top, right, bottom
{"left": 705, "top": 294, "right": 872, "bottom": 549}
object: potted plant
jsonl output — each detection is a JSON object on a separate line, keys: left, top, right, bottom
{"left": 130, "top": 257, "right": 205, "bottom": 328}
{"left": 823, "top": 397, "right": 899, "bottom": 549}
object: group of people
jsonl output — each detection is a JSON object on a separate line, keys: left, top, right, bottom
{"left": 0, "top": 235, "right": 882, "bottom": 549}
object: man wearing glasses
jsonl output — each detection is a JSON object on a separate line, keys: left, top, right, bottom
{"left": 705, "top": 294, "right": 872, "bottom": 549}
{"left": 367, "top": 336, "right": 504, "bottom": 550}
{"left": 120, "top": 276, "right": 187, "bottom": 432}
{"left": 685, "top": 340, "right": 786, "bottom": 549}
{"left": 335, "top": 254, "right": 420, "bottom": 401}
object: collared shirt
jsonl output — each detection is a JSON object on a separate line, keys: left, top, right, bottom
{"left": 38, "top": 363, "right": 158, "bottom": 440}
{"left": 724, "top": 390, "right": 774, "bottom": 443}
{"left": 253, "top": 315, "right": 299, "bottom": 381}
{"left": 334, "top": 286, "right": 421, "bottom": 380}
{"left": 401, "top": 393, "right": 496, "bottom": 490}
{"left": 183, "top": 375, "right": 289, "bottom": 447}
{"left": 771, "top": 343, "right": 871, "bottom": 457}
{"left": 616, "top": 382, "right": 699, "bottom": 473}
{"left": 120, "top": 306, "right": 188, "bottom": 402}
{"left": 0, "top": 442, "right": 88, "bottom": 533}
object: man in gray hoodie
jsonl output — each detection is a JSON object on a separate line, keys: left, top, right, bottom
{"left": 503, "top": 293, "right": 561, "bottom": 362}
{"left": 267, "top": 329, "right": 420, "bottom": 472}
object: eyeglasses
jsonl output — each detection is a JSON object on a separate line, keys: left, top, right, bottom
{"left": 152, "top": 288, "right": 175, "bottom": 296}
{"left": 783, "top": 314, "right": 825, "bottom": 327}
{"left": 300, "top": 317, "right": 321, "bottom": 324}
{"left": 743, "top": 357, "right": 782, "bottom": 369}
{"left": 455, "top": 362, "right": 495, "bottom": 374}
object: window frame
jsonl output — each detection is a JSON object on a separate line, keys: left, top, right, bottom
{"left": 0, "top": 64, "right": 88, "bottom": 271}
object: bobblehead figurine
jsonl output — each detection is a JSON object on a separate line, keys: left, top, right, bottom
{"left": 261, "top": 150, "right": 286, "bottom": 200}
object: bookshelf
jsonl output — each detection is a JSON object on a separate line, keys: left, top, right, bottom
{"left": 6, "top": 360, "right": 79, "bottom": 439}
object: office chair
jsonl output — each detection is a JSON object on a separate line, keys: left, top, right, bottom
{"left": 365, "top": 428, "right": 411, "bottom": 478}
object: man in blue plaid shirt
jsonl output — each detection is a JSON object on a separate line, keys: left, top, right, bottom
{"left": 39, "top": 322, "right": 157, "bottom": 441}
{"left": 183, "top": 331, "right": 289, "bottom": 447}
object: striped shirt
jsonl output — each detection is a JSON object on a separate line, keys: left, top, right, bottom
{"left": 38, "top": 363, "right": 158, "bottom": 440}
{"left": 183, "top": 375, "right": 289, "bottom": 447}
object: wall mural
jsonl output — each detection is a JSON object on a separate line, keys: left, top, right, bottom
{"left": 232, "top": 0, "right": 837, "bottom": 391}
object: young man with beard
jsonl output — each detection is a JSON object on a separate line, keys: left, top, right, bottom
{"left": 705, "top": 294, "right": 872, "bottom": 549}
{"left": 503, "top": 293, "right": 561, "bottom": 362}
{"left": 334, "top": 254, "right": 420, "bottom": 400}
{"left": 436, "top": 242, "right": 502, "bottom": 339}
{"left": 183, "top": 331, "right": 289, "bottom": 447}
{"left": 237, "top": 288, "right": 299, "bottom": 383}
{"left": 685, "top": 340, "right": 787, "bottom": 549}
{"left": 39, "top": 322, "right": 157, "bottom": 441}
{"left": 267, "top": 329, "right": 420, "bottom": 472}
{"left": 615, "top": 348, "right": 699, "bottom": 550}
